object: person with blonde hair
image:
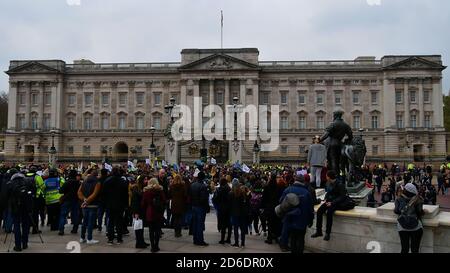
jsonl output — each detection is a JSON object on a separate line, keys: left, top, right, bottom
{"left": 142, "top": 178, "right": 166, "bottom": 252}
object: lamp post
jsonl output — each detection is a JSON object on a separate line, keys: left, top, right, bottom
{"left": 164, "top": 97, "right": 178, "bottom": 164}
{"left": 148, "top": 126, "right": 156, "bottom": 163}
{"left": 48, "top": 130, "right": 57, "bottom": 167}
{"left": 253, "top": 127, "right": 260, "bottom": 165}
{"left": 101, "top": 147, "right": 108, "bottom": 164}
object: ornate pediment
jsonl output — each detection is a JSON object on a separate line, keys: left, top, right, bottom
{"left": 384, "top": 57, "right": 446, "bottom": 71}
{"left": 6, "top": 61, "right": 61, "bottom": 75}
{"left": 178, "top": 54, "right": 259, "bottom": 71}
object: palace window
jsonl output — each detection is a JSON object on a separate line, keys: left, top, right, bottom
{"left": 31, "top": 113, "right": 38, "bottom": 130}
{"left": 280, "top": 116, "right": 289, "bottom": 130}
{"left": 101, "top": 93, "right": 109, "bottom": 106}
{"left": 101, "top": 114, "right": 110, "bottom": 129}
{"left": 67, "top": 146, "right": 74, "bottom": 155}
{"left": 119, "top": 93, "right": 128, "bottom": 106}
{"left": 83, "top": 145, "right": 91, "bottom": 155}
{"left": 316, "top": 92, "right": 324, "bottom": 105}
{"left": 216, "top": 91, "right": 224, "bottom": 105}
{"left": 67, "top": 115, "right": 75, "bottom": 130}
{"left": 352, "top": 91, "right": 360, "bottom": 104}
{"left": 281, "top": 146, "right": 288, "bottom": 154}
{"left": 372, "top": 145, "right": 378, "bottom": 155}
{"left": 353, "top": 114, "right": 361, "bottom": 129}
{"left": 31, "top": 93, "right": 38, "bottom": 105}
{"left": 395, "top": 90, "right": 403, "bottom": 104}
{"left": 280, "top": 91, "right": 288, "bottom": 105}
{"left": 424, "top": 114, "right": 432, "bottom": 128}
{"left": 136, "top": 114, "right": 144, "bottom": 130}
{"left": 371, "top": 115, "right": 379, "bottom": 129}
{"left": 424, "top": 90, "right": 431, "bottom": 103}
{"left": 118, "top": 113, "right": 127, "bottom": 129}
{"left": 410, "top": 91, "right": 417, "bottom": 103}
{"left": 84, "top": 93, "right": 93, "bottom": 106}
{"left": 298, "top": 115, "right": 306, "bottom": 129}
{"left": 18, "top": 114, "right": 25, "bottom": 130}
{"left": 298, "top": 91, "right": 306, "bottom": 105}
{"left": 153, "top": 116, "right": 161, "bottom": 129}
{"left": 18, "top": 93, "right": 26, "bottom": 105}
{"left": 83, "top": 113, "right": 92, "bottom": 130}
{"left": 371, "top": 91, "right": 378, "bottom": 105}
{"left": 334, "top": 91, "right": 342, "bottom": 105}
{"left": 68, "top": 94, "right": 76, "bottom": 106}
{"left": 43, "top": 114, "right": 51, "bottom": 130}
{"left": 136, "top": 92, "right": 144, "bottom": 105}
{"left": 154, "top": 93, "right": 161, "bottom": 106}
{"left": 396, "top": 113, "right": 404, "bottom": 129}
{"left": 316, "top": 115, "right": 325, "bottom": 129}
{"left": 410, "top": 114, "right": 417, "bottom": 128}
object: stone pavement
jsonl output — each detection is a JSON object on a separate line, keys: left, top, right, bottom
{"left": 0, "top": 212, "right": 285, "bottom": 253}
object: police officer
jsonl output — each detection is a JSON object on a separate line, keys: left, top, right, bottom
{"left": 6, "top": 168, "right": 35, "bottom": 251}
{"left": 26, "top": 166, "right": 45, "bottom": 234}
{"left": 44, "top": 168, "right": 65, "bottom": 231}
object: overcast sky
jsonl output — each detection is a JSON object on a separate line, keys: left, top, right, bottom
{"left": 0, "top": 0, "right": 449, "bottom": 94}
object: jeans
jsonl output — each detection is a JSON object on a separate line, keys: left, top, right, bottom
{"left": 107, "top": 208, "right": 124, "bottom": 242}
{"left": 184, "top": 207, "right": 192, "bottom": 227}
{"left": 231, "top": 216, "right": 247, "bottom": 246}
{"left": 315, "top": 202, "right": 338, "bottom": 235}
{"left": 290, "top": 229, "right": 307, "bottom": 254}
{"left": 59, "top": 201, "right": 80, "bottom": 233}
{"left": 32, "top": 196, "right": 45, "bottom": 230}
{"left": 311, "top": 166, "right": 323, "bottom": 188}
{"left": 399, "top": 229, "right": 423, "bottom": 253}
{"left": 280, "top": 220, "right": 290, "bottom": 247}
{"left": 13, "top": 210, "right": 30, "bottom": 249}
{"left": 81, "top": 207, "right": 97, "bottom": 241}
{"left": 97, "top": 204, "right": 108, "bottom": 229}
{"left": 3, "top": 209, "right": 13, "bottom": 233}
{"left": 192, "top": 206, "right": 206, "bottom": 244}
{"left": 47, "top": 203, "right": 61, "bottom": 231}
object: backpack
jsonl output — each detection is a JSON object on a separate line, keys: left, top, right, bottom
{"left": 397, "top": 197, "right": 419, "bottom": 229}
{"left": 250, "top": 192, "right": 263, "bottom": 210}
{"left": 152, "top": 192, "right": 165, "bottom": 213}
{"left": 11, "top": 177, "right": 34, "bottom": 213}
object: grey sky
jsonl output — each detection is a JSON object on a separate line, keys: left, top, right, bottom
{"left": 0, "top": 0, "right": 449, "bottom": 94}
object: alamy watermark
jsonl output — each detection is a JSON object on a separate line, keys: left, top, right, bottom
{"left": 170, "top": 98, "right": 280, "bottom": 151}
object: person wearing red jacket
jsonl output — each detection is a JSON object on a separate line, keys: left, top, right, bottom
{"left": 141, "top": 178, "right": 166, "bottom": 253}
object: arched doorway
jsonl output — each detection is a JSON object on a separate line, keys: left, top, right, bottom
{"left": 113, "top": 142, "right": 128, "bottom": 162}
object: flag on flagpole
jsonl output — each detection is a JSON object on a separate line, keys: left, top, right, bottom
{"left": 221, "top": 10, "right": 223, "bottom": 27}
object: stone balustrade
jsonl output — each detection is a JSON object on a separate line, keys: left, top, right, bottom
{"left": 305, "top": 196, "right": 450, "bottom": 253}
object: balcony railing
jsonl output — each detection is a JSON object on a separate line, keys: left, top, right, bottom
{"left": 65, "top": 62, "right": 181, "bottom": 72}
{"left": 259, "top": 60, "right": 382, "bottom": 67}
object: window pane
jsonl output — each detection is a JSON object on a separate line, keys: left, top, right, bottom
{"left": 32, "top": 94, "right": 38, "bottom": 105}
{"left": 298, "top": 93, "right": 305, "bottom": 104}
{"left": 353, "top": 92, "right": 360, "bottom": 104}
{"left": 85, "top": 94, "right": 93, "bottom": 105}
{"left": 410, "top": 91, "right": 416, "bottom": 103}
{"left": 154, "top": 94, "right": 161, "bottom": 105}
{"left": 395, "top": 91, "right": 403, "bottom": 103}
{"left": 102, "top": 93, "right": 109, "bottom": 105}
{"left": 216, "top": 92, "right": 224, "bottom": 105}
{"left": 154, "top": 117, "right": 161, "bottom": 129}
{"left": 353, "top": 115, "right": 360, "bottom": 129}
{"left": 44, "top": 93, "right": 51, "bottom": 105}
{"left": 68, "top": 94, "right": 75, "bottom": 105}
{"left": 136, "top": 93, "right": 144, "bottom": 105}
{"left": 136, "top": 116, "right": 144, "bottom": 129}
{"left": 119, "top": 93, "right": 127, "bottom": 105}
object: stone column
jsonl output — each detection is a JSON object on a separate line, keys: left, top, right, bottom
{"left": 240, "top": 79, "right": 246, "bottom": 105}
{"left": 37, "top": 81, "right": 44, "bottom": 129}
{"left": 209, "top": 79, "right": 215, "bottom": 105}
{"left": 7, "top": 81, "right": 18, "bottom": 130}
{"left": 404, "top": 80, "right": 410, "bottom": 128}
{"left": 383, "top": 78, "right": 396, "bottom": 129}
{"left": 418, "top": 79, "right": 424, "bottom": 128}
{"left": 224, "top": 79, "right": 230, "bottom": 106}
{"left": 432, "top": 77, "right": 444, "bottom": 127}
{"left": 180, "top": 80, "right": 187, "bottom": 106}
{"left": 24, "top": 82, "right": 31, "bottom": 129}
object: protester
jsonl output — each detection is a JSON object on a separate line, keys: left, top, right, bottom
{"left": 96, "top": 168, "right": 109, "bottom": 232}
{"left": 230, "top": 178, "right": 250, "bottom": 248}
{"left": 25, "top": 166, "right": 45, "bottom": 234}
{"left": 169, "top": 174, "right": 187, "bottom": 238}
{"left": 103, "top": 167, "right": 129, "bottom": 245}
{"left": 58, "top": 169, "right": 81, "bottom": 235}
{"left": 190, "top": 171, "right": 209, "bottom": 246}
{"left": 307, "top": 136, "right": 327, "bottom": 188}
{"left": 6, "top": 169, "right": 34, "bottom": 251}
{"left": 279, "top": 173, "right": 314, "bottom": 254}
{"left": 142, "top": 178, "right": 166, "bottom": 253}
{"left": 78, "top": 168, "right": 101, "bottom": 244}
{"left": 394, "top": 183, "right": 424, "bottom": 253}
{"left": 311, "top": 170, "right": 346, "bottom": 241}
{"left": 214, "top": 177, "right": 232, "bottom": 244}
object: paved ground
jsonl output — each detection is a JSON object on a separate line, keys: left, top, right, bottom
{"left": 0, "top": 212, "right": 285, "bottom": 253}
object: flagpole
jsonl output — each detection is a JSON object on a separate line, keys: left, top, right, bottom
{"left": 221, "top": 10, "right": 223, "bottom": 49}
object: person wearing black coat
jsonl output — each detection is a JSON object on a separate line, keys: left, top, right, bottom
{"left": 230, "top": 179, "right": 250, "bottom": 248}
{"left": 262, "top": 174, "right": 280, "bottom": 244}
{"left": 190, "top": 172, "right": 209, "bottom": 246}
{"left": 214, "top": 178, "right": 232, "bottom": 244}
{"left": 311, "top": 170, "right": 347, "bottom": 241}
{"left": 58, "top": 169, "right": 81, "bottom": 235}
{"left": 102, "top": 167, "right": 129, "bottom": 244}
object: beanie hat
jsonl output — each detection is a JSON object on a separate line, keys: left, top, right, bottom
{"left": 405, "top": 183, "right": 418, "bottom": 195}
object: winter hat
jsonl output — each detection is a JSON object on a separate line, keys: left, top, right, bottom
{"left": 232, "top": 178, "right": 240, "bottom": 188}
{"left": 404, "top": 183, "right": 418, "bottom": 195}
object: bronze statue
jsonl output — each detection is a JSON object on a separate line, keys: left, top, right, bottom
{"left": 320, "top": 111, "right": 353, "bottom": 176}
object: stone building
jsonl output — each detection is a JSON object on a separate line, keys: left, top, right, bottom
{"left": 4, "top": 48, "right": 447, "bottom": 164}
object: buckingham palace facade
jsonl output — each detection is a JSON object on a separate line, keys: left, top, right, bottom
{"left": 4, "top": 48, "right": 447, "bottom": 164}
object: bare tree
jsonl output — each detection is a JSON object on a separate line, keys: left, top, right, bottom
{"left": 0, "top": 91, "right": 7, "bottom": 131}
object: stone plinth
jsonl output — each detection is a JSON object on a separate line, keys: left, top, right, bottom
{"left": 305, "top": 200, "right": 450, "bottom": 253}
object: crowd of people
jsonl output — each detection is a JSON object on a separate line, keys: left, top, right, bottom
{"left": 0, "top": 157, "right": 449, "bottom": 254}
